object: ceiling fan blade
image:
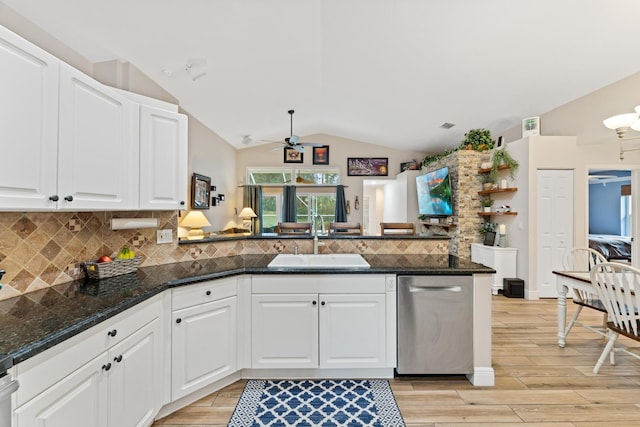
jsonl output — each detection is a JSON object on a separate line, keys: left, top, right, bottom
{"left": 271, "top": 145, "right": 285, "bottom": 151}
{"left": 262, "top": 139, "right": 285, "bottom": 144}
{"left": 289, "top": 135, "right": 299, "bottom": 144}
{"left": 293, "top": 145, "right": 305, "bottom": 153}
{"left": 299, "top": 142, "right": 323, "bottom": 147}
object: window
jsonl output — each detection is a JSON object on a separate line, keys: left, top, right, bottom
{"left": 261, "top": 192, "right": 281, "bottom": 233}
{"left": 246, "top": 167, "right": 341, "bottom": 234}
{"left": 247, "top": 167, "right": 293, "bottom": 185}
{"left": 295, "top": 193, "right": 336, "bottom": 234}
{"left": 621, "top": 194, "right": 632, "bottom": 237}
{"left": 294, "top": 168, "right": 340, "bottom": 185}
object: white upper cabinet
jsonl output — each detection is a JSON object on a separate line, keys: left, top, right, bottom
{"left": 0, "top": 25, "right": 59, "bottom": 210}
{"left": 58, "top": 63, "right": 138, "bottom": 210}
{"left": 139, "top": 105, "right": 188, "bottom": 210}
{"left": 0, "top": 25, "right": 187, "bottom": 211}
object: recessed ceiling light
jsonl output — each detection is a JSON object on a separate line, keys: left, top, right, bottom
{"left": 440, "top": 122, "right": 455, "bottom": 129}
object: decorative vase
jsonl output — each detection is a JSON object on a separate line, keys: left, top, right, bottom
{"left": 483, "top": 183, "right": 494, "bottom": 191}
{"left": 483, "top": 207, "right": 491, "bottom": 213}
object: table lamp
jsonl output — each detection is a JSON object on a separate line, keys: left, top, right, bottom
{"left": 180, "top": 210, "right": 211, "bottom": 240}
{"left": 238, "top": 207, "right": 257, "bottom": 233}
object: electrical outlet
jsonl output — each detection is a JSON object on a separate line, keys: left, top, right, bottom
{"left": 156, "top": 229, "right": 173, "bottom": 244}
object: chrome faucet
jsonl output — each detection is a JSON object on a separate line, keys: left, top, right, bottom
{"left": 313, "top": 215, "right": 325, "bottom": 255}
{"left": 313, "top": 234, "right": 325, "bottom": 255}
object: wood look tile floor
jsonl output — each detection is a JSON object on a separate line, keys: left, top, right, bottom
{"left": 152, "top": 297, "right": 640, "bottom": 426}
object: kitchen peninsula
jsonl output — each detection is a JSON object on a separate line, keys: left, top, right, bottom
{"left": 2, "top": 253, "right": 494, "bottom": 427}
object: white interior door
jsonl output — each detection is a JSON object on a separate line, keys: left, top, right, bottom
{"left": 537, "top": 169, "right": 574, "bottom": 298}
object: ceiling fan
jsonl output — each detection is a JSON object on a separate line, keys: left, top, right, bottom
{"left": 265, "top": 109, "right": 321, "bottom": 153}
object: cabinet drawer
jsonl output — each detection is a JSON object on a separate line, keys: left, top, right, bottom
{"left": 15, "top": 294, "right": 162, "bottom": 407}
{"left": 171, "top": 277, "right": 237, "bottom": 310}
{"left": 251, "top": 274, "right": 386, "bottom": 294}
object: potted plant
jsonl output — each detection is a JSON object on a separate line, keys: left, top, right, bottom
{"left": 479, "top": 221, "right": 497, "bottom": 235}
{"left": 460, "top": 129, "right": 495, "bottom": 152}
{"left": 480, "top": 199, "right": 494, "bottom": 212}
{"left": 481, "top": 173, "right": 495, "bottom": 191}
{"left": 490, "top": 145, "right": 519, "bottom": 182}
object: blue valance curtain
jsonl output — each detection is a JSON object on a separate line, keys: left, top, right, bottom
{"left": 335, "top": 185, "right": 347, "bottom": 222}
{"left": 282, "top": 185, "right": 297, "bottom": 222}
{"left": 243, "top": 185, "right": 262, "bottom": 232}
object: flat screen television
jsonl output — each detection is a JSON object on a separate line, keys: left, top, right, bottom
{"left": 416, "top": 166, "right": 453, "bottom": 217}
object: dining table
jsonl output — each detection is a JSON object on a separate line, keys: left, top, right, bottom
{"left": 552, "top": 270, "right": 592, "bottom": 348}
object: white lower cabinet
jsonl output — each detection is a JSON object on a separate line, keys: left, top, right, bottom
{"left": 470, "top": 243, "right": 518, "bottom": 295}
{"left": 319, "top": 294, "right": 386, "bottom": 368}
{"left": 251, "top": 276, "right": 388, "bottom": 370}
{"left": 170, "top": 278, "right": 237, "bottom": 401}
{"left": 108, "top": 320, "right": 161, "bottom": 427}
{"left": 14, "top": 296, "right": 163, "bottom": 427}
{"left": 15, "top": 353, "right": 108, "bottom": 427}
{"left": 252, "top": 294, "right": 319, "bottom": 368}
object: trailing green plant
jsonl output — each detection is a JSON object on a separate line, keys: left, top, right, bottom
{"left": 490, "top": 146, "right": 519, "bottom": 182}
{"left": 480, "top": 199, "right": 494, "bottom": 207}
{"left": 422, "top": 147, "right": 458, "bottom": 168}
{"left": 422, "top": 128, "right": 497, "bottom": 168}
{"left": 479, "top": 221, "right": 497, "bottom": 235}
{"left": 459, "top": 129, "right": 495, "bottom": 152}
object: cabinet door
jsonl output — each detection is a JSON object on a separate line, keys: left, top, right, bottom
{"left": 172, "top": 296, "right": 237, "bottom": 400}
{"left": 108, "top": 318, "right": 162, "bottom": 427}
{"left": 58, "top": 63, "right": 138, "bottom": 210}
{"left": 319, "top": 294, "right": 386, "bottom": 368}
{"left": 0, "top": 26, "right": 59, "bottom": 210}
{"left": 139, "top": 105, "right": 188, "bottom": 210}
{"left": 252, "top": 294, "right": 318, "bottom": 368}
{"left": 14, "top": 354, "right": 108, "bottom": 427}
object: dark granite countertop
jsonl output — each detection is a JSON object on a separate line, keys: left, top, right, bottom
{"left": 179, "top": 233, "right": 451, "bottom": 244}
{"left": 0, "top": 254, "right": 492, "bottom": 368}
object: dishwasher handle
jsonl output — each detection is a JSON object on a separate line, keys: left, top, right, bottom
{"left": 409, "top": 285, "right": 462, "bottom": 293}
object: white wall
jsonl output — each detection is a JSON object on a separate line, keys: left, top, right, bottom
{"left": 236, "top": 134, "right": 426, "bottom": 226}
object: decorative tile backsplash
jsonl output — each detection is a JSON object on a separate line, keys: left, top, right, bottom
{"left": 0, "top": 211, "right": 449, "bottom": 301}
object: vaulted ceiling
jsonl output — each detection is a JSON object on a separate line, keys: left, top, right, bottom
{"left": 4, "top": 0, "right": 640, "bottom": 153}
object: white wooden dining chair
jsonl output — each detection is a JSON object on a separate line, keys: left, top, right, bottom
{"left": 561, "top": 248, "right": 608, "bottom": 340}
{"left": 590, "top": 262, "right": 640, "bottom": 374}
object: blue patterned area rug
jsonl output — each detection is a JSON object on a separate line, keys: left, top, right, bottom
{"left": 227, "top": 379, "right": 405, "bottom": 427}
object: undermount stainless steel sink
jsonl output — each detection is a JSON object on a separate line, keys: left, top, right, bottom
{"left": 267, "top": 253, "right": 370, "bottom": 269}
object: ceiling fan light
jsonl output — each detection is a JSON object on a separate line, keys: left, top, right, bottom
{"left": 603, "top": 113, "right": 638, "bottom": 130}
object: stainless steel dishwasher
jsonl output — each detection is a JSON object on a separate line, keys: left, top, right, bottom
{"left": 397, "top": 275, "right": 473, "bottom": 374}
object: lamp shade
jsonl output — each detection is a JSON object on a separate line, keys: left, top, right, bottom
{"left": 180, "top": 211, "right": 211, "bottom": 240}
{"left": 603, "top": 113, "right": 638, "bottom": 130}
{"left": 238, "top": 207, "right": 257, "bottom": 219}
{"left": 180, "top": 210, "right": 211, "bottom": 228}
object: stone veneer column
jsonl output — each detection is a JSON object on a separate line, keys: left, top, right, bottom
{"left": 421, "top": 150, "right": 489, "bottom": 259}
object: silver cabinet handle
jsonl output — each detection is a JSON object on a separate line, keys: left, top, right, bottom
{"left": 409, "top": 285, "right": 462, "bottom": 293}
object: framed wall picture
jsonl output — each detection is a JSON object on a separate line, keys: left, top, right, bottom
{"left": 191, "top": 173, "right": 211, "bottom": 209}
{"left": 483, "top": 231, "right": 497, "bottom": 246}
{"left": 522, "top": 117, "right": 540, "bottom": 137}
{"left": 284, "top": 147, "right": 304, "bottom": 163}
{"left": 312, "top": 146, "right": 329, "bottom": 165}
{"left": 347, "top": 157, "right": 389, "bottom": 176}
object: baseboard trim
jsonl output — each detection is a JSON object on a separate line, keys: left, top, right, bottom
{"left": 467, "top": 367, "right": 495, "bottom": 386}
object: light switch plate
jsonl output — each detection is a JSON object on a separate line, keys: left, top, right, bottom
{"left": 157, "top": 229, "right": 173, "bottom": 244}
